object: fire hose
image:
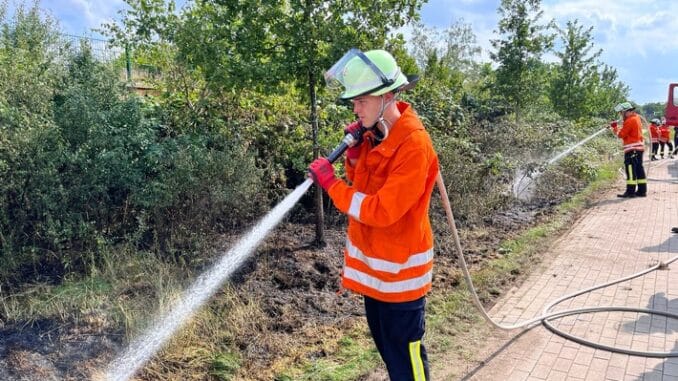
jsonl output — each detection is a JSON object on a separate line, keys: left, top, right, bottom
{"left": 436, "top": 171, "right": 678, "bottom": 357}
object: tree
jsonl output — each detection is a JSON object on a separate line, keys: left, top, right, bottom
{"left": 410, "top": 19, "right": 481, "bottom": 77}
{"left": 107, "top": 0, "right": 425, "bottom": 246}
{"left": 490, "top": 0, "right": 554, "bottom": 115}
{"left": 640, "top": 102, "right": 665, "bottom": 119}
{"left": 583, "top": 64, "right": 629, "bottom": 119}
{"left": 550, "top": 20, "right": 601, "bottom": 120}
{"left": 409, "top": 19, "right": 481, "bottom": 100}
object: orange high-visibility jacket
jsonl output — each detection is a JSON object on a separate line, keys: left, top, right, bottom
{"left": 614, "top": 113, "right": 644, "bottom": 153}
{"left": 327, "top": 102, "right": 439, "bottom": 303}
{"left": 649, "top": 123, "right": 659, "bottom": 143}
{"left": 659, "top": 125, "right": 670, "bottom": 142}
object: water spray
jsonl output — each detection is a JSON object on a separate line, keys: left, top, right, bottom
{"left": 514, "top": 126, "right": 608, "bottom": 199}
{"left": 102, "top": 128, "right": 364, "bottom": 381}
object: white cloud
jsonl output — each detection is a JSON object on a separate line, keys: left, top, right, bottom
{"left": 68, "top": 0, "right": 127, "bottom": 28}
{"left": 416, "top": 0, "right": 678, "bottom": 103}
{"left": 544, "top": 0, "right": 678, "bottom": 56}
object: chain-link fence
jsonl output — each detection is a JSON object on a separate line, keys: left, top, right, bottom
{"left": 57, "top": 33, "right": 123, "bottom": 62}
{"left": 56, "top": 32, "right": 159, "bottom": 95}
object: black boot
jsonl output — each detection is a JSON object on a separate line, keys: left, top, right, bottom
{"left": 636, "top": 184, "right": 647, "bottom": 197}
{"left": 672, "top": 227, "right": 678, "bottom": 234}
{"left": 617, "top": 185, "right": 637, "bottom": 198}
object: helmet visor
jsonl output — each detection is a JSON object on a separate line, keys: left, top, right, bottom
{"left": 324, "top": 48, "right": 395, "bottom": 99}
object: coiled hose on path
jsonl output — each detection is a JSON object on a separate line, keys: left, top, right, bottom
{"left": 435, "top": 171, "right": 678, "bottom": 357}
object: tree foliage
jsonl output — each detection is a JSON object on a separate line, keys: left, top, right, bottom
{"left": 1, "top": 0, "right": 631, "bottom": 288}
{"left": 550, "top": 20, "right": 627, "bottom": 120}
{"left": 640, "top": 102, "right": 665, "bottom": 119}
{"left": 491, "top": 0, "right": 554, "bottom": 114}
{"left": 550, "top": 20, "right": 600, "bottom": 119}
{"left": 105, "top": 0, "right": 425, "bottom": 244}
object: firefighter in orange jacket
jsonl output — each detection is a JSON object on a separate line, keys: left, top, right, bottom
{"left": 658, "top": 121, "right": 674, "bottom": 158}
{"left": 649, "top": 118, "right": 660, "bottom": 161}
{"left": 611, "top": 102, "right": 646, "bottom": 197}
{"left": 309, "top": 49, "right": 438, "bottom": 381}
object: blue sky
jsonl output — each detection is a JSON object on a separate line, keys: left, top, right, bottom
{"left": 11, "top": 0, "right": 677, "bottom": 105}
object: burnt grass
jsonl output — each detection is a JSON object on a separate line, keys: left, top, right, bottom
{"left": 0, "top": 194, "right": 575, "bottom": 380}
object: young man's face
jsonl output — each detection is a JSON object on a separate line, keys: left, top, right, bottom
{"left": 351, "top": 94, "right": 390, "bottom": 128}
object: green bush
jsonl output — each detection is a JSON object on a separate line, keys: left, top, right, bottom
{"left": 1, "top": 36, "right": 268, "bottom": 283}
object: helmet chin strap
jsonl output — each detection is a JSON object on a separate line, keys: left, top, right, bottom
{"left": 373, "top": 94, "right": 398, "bottom": 141}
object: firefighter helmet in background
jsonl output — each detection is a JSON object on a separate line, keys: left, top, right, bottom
{"left": 614, "top": 101, "right": 635, "bottom": 113}
{"left": 651, "top": 118, "right": 661, "bottom": 125}
{"left": 324, "top": 48, "right": 409, "bottom": 100}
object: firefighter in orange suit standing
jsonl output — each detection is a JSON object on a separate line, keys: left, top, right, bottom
{"left": 659, "top": 121, "right": 672, "bottom": 158}
{"left": 649, "top": 118, "right": 660, "bottom": 161}
{"left": 610, "top": 102, "right": 647, "bottom": 198}
{"left": 308, "top": 48, "right": 438, "bottom": 381}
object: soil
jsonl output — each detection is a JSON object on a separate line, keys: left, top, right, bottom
{"left": 0, "top": 198, "right": 568, "bottom": 380}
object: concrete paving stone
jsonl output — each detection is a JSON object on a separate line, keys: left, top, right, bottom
{"left": 644, "top": 372, "right": 663, "bottom": 381}
{"left": 573, "top": 350, "right": 594, "bottom": 366}
{"left": 544, "top": 341, "right": 564, "bottom": 354}
{"left": 515, "top": 357, "right": 539, "bottom": 373}
{"left": 507, "top": 369, "right": 530, "bottom": 381}
{"left": 606, "top": 366, "right": 627, "bottom": 380}
{"left": 595, "top": 348, "right": 613, "bottom": 360}
{"left": 567, "top": 363, "right": 589, "bottom": 379}
{"left": 645, "top": 357, "right": 665, "bottom": 371}
{"left": 538, "top": 352, "right": 559, "bottom": 367}
{"left": 609, "top": 353, "right": 630, "bottom": 369}
{"left": 553, "top": 357, "right": 573, "bottom": 373}
{"left": 547, "top": 369, "right": 568, "bottom": 381}
{"left": 590, "top": 357, "right": 610, "bottom": 372}
{"left": 586, "top": 370, "right": 607, "bottom": 380}
{"left": 625, "top": 356, "right": 649, "bottom": 376}
{"left": 530, "top": 364, "right": 552, "bottom": 379}
{"left": 560, "top": 347, "right": 579, "bottom": 360}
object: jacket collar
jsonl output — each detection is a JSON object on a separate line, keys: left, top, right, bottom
{"left": 372, "top": 101, "right": 423, "bottom": 155}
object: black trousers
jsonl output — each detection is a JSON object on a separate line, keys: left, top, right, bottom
{"left": 623, "top": 150, "right": 646, "bottom": 194}
{"left": 660, "top": 142, "right": 672, "bottom": 156}
{"left": 364, "top": 296, "right": 429, "bottom": 381}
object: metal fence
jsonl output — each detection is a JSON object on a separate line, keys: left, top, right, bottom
{"left": 57, "top": 33, "right": 124, "bottom": 62}
{"left": 57, "top": 32, "right": 159, "bottom": 95}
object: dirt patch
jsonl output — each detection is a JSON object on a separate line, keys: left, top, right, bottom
{"left": 0, "top": 313, "right": 121, "bottom": 381}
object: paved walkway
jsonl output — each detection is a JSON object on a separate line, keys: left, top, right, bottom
{"left": 462, "top": 159, "right": 678, "bottom": 381}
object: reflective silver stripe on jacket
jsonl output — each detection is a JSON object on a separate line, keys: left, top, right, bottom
{"left": 343, "top": 267, "right": 432, "bottom": 294}
{"left": 348, "top": 192, "right": 366, "bottom": 220}
{"left": 346, "top": 238, "right": 433, "bottom": 274}
{"left": 623, "top": 142, "right": 644, "bottom": 150}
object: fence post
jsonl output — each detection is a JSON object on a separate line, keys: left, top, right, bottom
{"left": 125, "top": 44, "right": 132, "bottom": 82}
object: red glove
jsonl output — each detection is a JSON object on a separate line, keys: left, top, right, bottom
{"left": 610, "top": 121, "right": 618, "bottom": 129}
{"left": 344, "top": 121, "right": 363, "bottom": 161}
{"left": 308, "top": 157, "right": 338, "bottom": 191}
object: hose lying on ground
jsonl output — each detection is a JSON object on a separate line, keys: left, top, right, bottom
{"left": 436, "top": 171, "right": 678, "bottom": 357}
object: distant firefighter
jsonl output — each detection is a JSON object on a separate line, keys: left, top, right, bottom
{"left": 610, "top": 102, "right": 647, "bottom": 198}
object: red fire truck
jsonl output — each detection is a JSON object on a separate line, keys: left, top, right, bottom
{"left": 666, "top": 83, "right": 678, "bottom": 126}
